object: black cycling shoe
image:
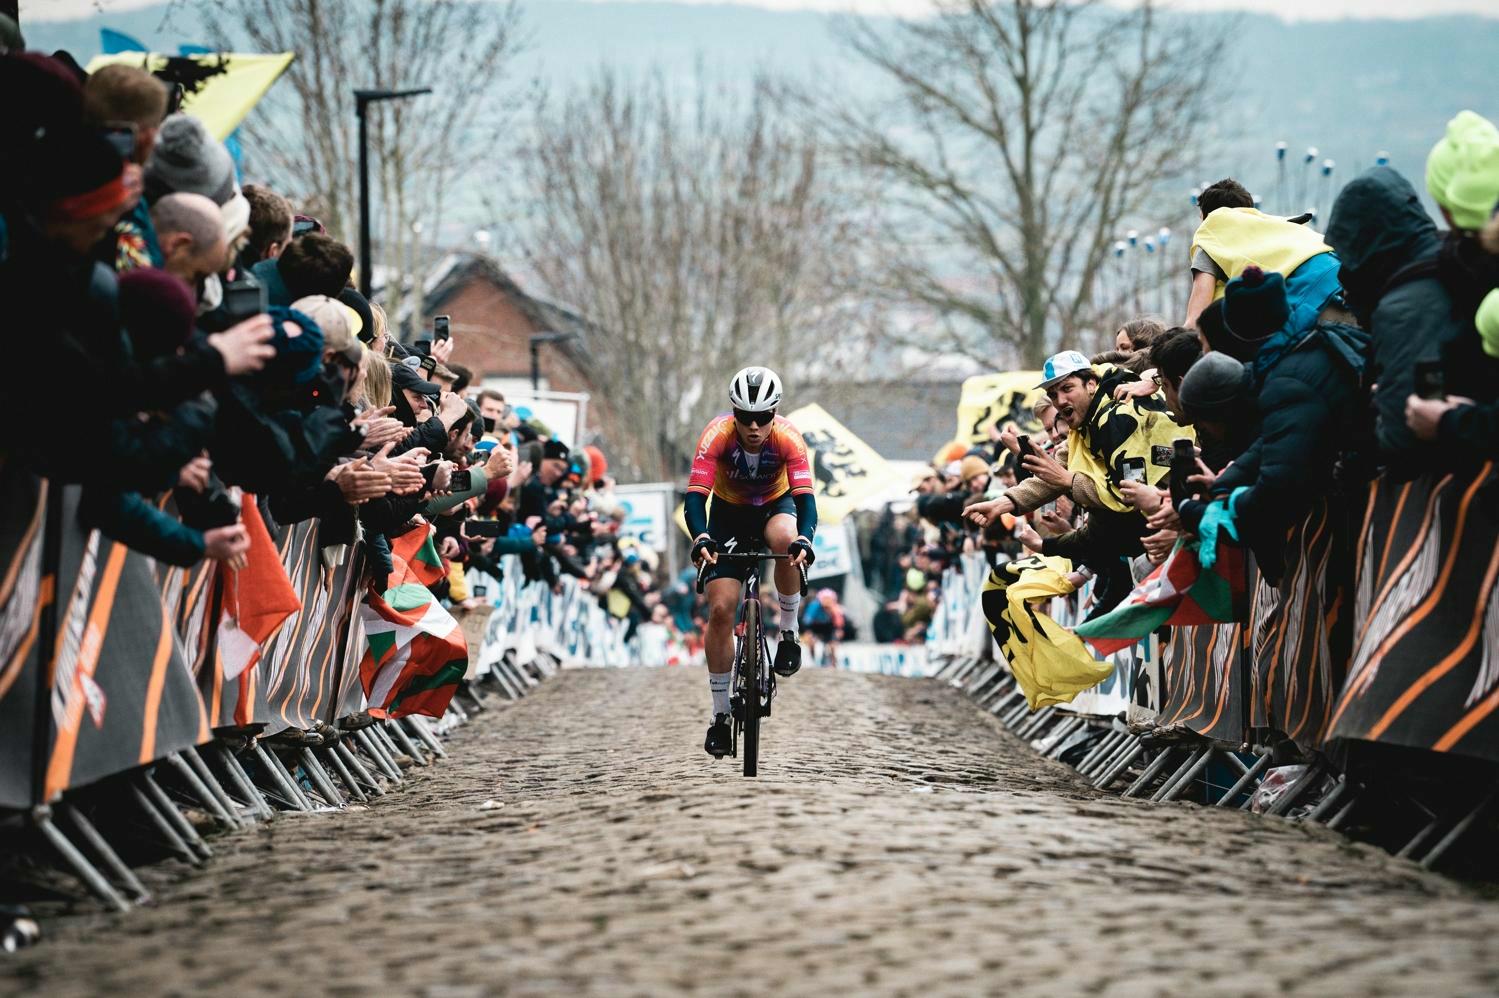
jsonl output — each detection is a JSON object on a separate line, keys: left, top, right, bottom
{"left": 772, "top": 632, "right": 802, "bottom": 677}
{"left": 704, "top": 714, "right": 732, "bottom": 758}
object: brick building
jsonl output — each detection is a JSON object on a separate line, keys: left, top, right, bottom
{"left": 385, "top": 253, "right": 606, "bottom": 441}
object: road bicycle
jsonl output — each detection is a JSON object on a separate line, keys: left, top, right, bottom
{"left": 696, "top": 550, "right": 808, "bottom": 777}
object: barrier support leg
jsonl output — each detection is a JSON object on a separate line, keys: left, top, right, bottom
{"left": 1095, "top": 739, "right": 1148, "bottom": 791}
{"left": 1327, "top": 791, "right": 1362, "bottom": 832}
{"left": 298, "top": 748, "right": 345, "bottom": 808}
{"left": 166, "top": 752, "right": 238, "bottom": 829}
{"left": 369, "top": 727, "right": 409, "bottom": 778}
{"left": 1017, "top": 709, "right": 1056, "bottom": 741}
{"left": 406, "top": 717, "right": 447, "bottom": 759}
{"left": 1214, "top": 753, "right": 1271, "bottom": 808}
{"left": 60, "top": 803, "right": 151, "bottom": 903}
{"left": 356, "top": 729, "right": 403, "bottom": 782}
{"left": 1078, "top": 731, "right": 1125, "bottom": 778}
{"left": 140, "top": 768, "right": 212, "bottom": 859}
{"left": 317, "top": 744, "right": 366, "bottom": 803}
{"left": 386, "top": 720, "right": 428, "bottom": 767}
{"left": 1097, "top": 735, "right": 1143, "bottom": 780}
{"left": 182, "top": 747, "right": 249, "bottom": 825}
{"left": 1304, "top": 777, "right": 1352, "bottom": 824}
{"left": 1264, "top": 758, "right": 1326, "bottom": 818}
{"left": 1418, "top": 785, "right": 1499, "bottom": 870}
{"left": 33, "top": 807, "right": 130, "bottom": 913}
{"left": 133, "top": 775, "right": 208, "bottom": 863}
{"left": 372, "top": 725, "right": 411, "bottom": 767}
{"left": 214, "top": 744, "right": 274, "bottom": 821}
{"left": 1122, "top": 747, "right": 1182, "bottom": 799}
{"left": 1395, "top": 804, "right": 1443, "bottom": 860}
{"left": 335, "top": 741, "right": 384, "bottom": 796}
{"left": 1154, "top": 746, "right": 1214, "bottom": 803}
{"left": 252, "top": 742, "right": 312, "bottom": 812}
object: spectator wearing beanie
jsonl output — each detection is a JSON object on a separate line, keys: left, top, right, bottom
{"left": 119, "top": 112, "right": 236, "bottom": 274}
{"left": 1397, "top": 115, "right": 1499, "bottom": 458}
{"left": 1175, "top": 351, "right": 1259, "bottom": 471}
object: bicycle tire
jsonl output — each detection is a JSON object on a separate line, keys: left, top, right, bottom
{"left": 739, "top": 596, "right": 762, "bottom": 778}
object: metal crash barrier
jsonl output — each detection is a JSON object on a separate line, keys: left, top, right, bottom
{"left": 0, "top": 467, "right": 638, "bottom": 929}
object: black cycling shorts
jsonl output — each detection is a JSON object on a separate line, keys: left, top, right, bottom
{"left": 702, "top": 493, "right": 797, "bottom": 584}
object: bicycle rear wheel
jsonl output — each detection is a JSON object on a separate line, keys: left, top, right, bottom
{"left": 738, "top": 597, "right": 762, "bottom": 778}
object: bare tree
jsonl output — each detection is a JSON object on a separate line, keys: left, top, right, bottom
{"left": 516, "top": 69, "right": 864, "bottom": 481}
{"left": 213, "top": 0, "right": 523, "bottom": 318}
{"left": 815, "top": 0, "right": 1223, "bottom": 367}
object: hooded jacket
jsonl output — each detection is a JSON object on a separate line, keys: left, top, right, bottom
{"left": 1324, "top": 167, "right": 1463, "bottom": 464}
{"left": 1190, "top": 319, "right": 1370, "bottom": 585}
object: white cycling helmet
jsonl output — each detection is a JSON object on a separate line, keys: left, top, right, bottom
{"left": 728, "top": 366, "right": 783, "bottom": 413}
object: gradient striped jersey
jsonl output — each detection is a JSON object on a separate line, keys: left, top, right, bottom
{"left": 687, "top": 414, "right": 815, "bottom": 507}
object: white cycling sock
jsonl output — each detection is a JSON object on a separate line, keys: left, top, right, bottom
{"left": 778, "top": 593, "right": 801, "bottom": 634}
{"left": 708, "top": 671, "right": 732, "bottom": 718}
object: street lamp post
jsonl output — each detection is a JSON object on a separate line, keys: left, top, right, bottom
{"left": 354, "top": 86, "right": 431, "bottom": 299}
{"left": 529, "top": 332, "right": 578, "bottom": 391}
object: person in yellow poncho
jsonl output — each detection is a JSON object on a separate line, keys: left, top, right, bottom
{"left": 1184, "top": 178, "right": 1344, "bottom": 342}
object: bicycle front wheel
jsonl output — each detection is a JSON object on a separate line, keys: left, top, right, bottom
{"left": 739, "top": 596, "right": 762, "bottom": 778}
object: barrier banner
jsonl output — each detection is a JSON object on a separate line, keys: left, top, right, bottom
{"left": 955, "top": 372, "right": 1043, "bottom": 446}
{"left": 1329, "top": 464, "right": 1499, "bottom": 763}
{"left": 1247, "top": 497, "right": 1356, "bottom": 751}
{"left": 833, "top": 642, "right": 931, "bottom": 676}
{"left": 785, "top": 403, "right": 904, "bottom": 525}
{"left": 0, "top": 472, "right": 49, "bottom": 809}
{"left": 258, "top": 520, "right": 367, "bottom": 734}
{"left": 42, "top": 489, "right": 208, "bottom": 802}
{"left": 1156, "top": 621, "right": 1247, "bottom": 744}
{"left": 613, "top": 483, "right": 674, "bottom": 553}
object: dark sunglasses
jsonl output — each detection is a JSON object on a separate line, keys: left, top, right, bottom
{"left": 733, "top": 408, "right": 775, "bottom": 427}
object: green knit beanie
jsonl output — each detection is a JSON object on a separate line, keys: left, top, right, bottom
{"left": 1426, "top": 110, "right": 1499, "bottom": 231}
{"left": 1477, "top": 289, "right": 1499, "bottom": 360}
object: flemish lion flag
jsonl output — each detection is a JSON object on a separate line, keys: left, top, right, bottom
{"left": 1074, "top": 537, "right": 1244, "bottom": 656}
{"left": 359, "top": 521, "right": 467, "bottom": 718}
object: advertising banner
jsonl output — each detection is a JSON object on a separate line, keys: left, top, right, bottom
{"left": 613, "top": 483, "right": 674, "bottom": 553}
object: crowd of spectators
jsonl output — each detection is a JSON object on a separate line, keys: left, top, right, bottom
{"left": 861, "top": 110, "right": 1499, "bottom": 684}
{"left": 0, "top": 47, "right": 683, "bottom": 660}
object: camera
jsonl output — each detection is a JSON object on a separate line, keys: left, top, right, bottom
{"left": 1121, "top": 456, "right": 1147, "bottom": 484}
{"left": 221, "top": 278, "right": 267, "bottom": 325}
{"left": 434, "top": 315, "right": 451, "bottom": 342}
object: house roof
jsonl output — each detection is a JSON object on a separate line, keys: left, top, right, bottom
{"left": 376, "top": 252, "right": 601, "bottom": 376}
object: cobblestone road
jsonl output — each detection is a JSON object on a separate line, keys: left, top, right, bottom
{"left": 7, "top": 666, "right": 1499, "bottom": 997}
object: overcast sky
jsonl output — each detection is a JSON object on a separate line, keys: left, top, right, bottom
{"left": 19, "top": 0, "right": 1499, "bottom": 22}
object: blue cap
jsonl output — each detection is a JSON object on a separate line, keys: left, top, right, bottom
{"left": 1037, "top": 350, "right": 1093, "bottom": 389}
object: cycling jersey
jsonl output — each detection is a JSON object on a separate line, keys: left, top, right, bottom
{"left": 687, "top": 414, "right": 815, "bottom": 507}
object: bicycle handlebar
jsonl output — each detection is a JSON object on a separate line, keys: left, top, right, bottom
{"left": 695, "top": 552, "right": 810, "bottom": 596}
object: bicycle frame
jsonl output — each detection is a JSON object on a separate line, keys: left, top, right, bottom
{"left": 696, "top": 551, "right": 808, "bottom": 777}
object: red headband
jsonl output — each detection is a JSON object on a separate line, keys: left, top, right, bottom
{"left": 51, "top": 169, "right": 135, "bottom": 222}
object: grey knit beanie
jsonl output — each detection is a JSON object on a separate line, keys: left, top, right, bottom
{"left": 143, "top": 113, "right": 235, "bottom": 205}
{"left": 1178, "top": 351, "right": 1253, "bottom": 423}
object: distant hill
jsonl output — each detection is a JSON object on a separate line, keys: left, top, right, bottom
{"left": 22, "top": 1, "right": 1497, "bottom": 217}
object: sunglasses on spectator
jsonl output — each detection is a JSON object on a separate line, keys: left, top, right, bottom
{"left": 733, "top": 408, "right": 775, "bottom": 427}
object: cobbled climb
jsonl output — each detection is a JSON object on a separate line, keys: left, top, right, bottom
{"left": 8, "top": 667, "right": 1499, "bottom": 997}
